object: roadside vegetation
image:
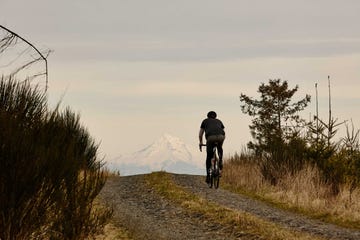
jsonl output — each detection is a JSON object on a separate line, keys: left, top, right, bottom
{"left": 0, "top": 27, "right": 112, "bottom": 239}
{"left": 0, "top": 77, "right": 111, "bottom": 239}
{"left": 95, "top": 222, "right": 133, "bottom": 240}
{"left": 223, "top": 79, "right": 360, "bottom": 229}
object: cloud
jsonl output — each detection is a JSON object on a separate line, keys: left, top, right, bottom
{"left": 5, "top": 1, "right": 359, "bottom": 62}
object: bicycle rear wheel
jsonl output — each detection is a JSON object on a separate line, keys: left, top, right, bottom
{"left": 213, "top": 153, "right": 220, "bottom": 189}
{"left": 208, "top": 175, "right": 213, "bottom": 188}
{"left": 213, "top": 173, "right": 220, "bottom": 189}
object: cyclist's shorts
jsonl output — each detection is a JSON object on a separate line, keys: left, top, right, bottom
{"left": 206, "top": 134, "right": 225, "bottom": 144}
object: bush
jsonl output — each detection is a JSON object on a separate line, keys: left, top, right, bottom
{"left": 0, "top": 77, "right": 111, "bottom": 240}
{"left": 44, "top": 109, "right": 112, "bottom": 239}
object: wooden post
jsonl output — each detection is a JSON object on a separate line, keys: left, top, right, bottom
{"left": 328, "top": 75, "right": 332, "bottom": 145}
{"left": 315, "top": 83, "right": 319, "bottom": 143}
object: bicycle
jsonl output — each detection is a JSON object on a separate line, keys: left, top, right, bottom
{"left": 200, "top": 143, "right": 221, "bottom": 189}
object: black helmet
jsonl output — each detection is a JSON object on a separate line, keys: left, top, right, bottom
{"left": 207, "top": 111, "right": 217, "bottom": 119}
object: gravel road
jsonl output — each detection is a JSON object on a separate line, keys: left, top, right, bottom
{"left": 100, "top": 174, "right": 360, "bottom": 240}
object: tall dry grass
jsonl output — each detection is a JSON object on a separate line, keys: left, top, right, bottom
{"left": 272, "top": 165, "right": 360, "bottom": 224}
{"left": 222, "top": 157, "right": 265, "bottom": 193}
{"left": 223, "top": 156, "right": 360, "bottom": 228}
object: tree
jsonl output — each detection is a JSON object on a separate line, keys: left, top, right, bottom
{"left": 240, "top": 79, "right": 311, "bottom": 154}
{"left": 240, "top": 79, "right": 311, "bottom": 183}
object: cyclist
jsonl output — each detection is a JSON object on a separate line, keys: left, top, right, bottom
{"left": 199, "top": 111, "right": 225, "bottom": 183}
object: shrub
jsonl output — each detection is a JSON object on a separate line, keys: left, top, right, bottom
{"left": 0, "top": 77, "right": 111, "bottom": 240}
{"left": 0, "top": 77, "right": 50, "bottom": 239}
{"left": 44, "top": 109, "right": 112, "bottom": 239}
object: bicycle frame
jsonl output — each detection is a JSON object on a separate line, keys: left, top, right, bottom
{"left": 200, "top": 143, "right": 220, "bottom": 189}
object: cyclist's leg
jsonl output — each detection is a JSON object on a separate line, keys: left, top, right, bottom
{"left": 216, "top": 135, "right": 225, "bottom": 170}
{"left": 206, "top": 138, "right": 216, "bottom": 182}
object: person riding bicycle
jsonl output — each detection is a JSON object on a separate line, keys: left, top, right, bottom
{"left": 199, "top": 111, "right": 225, "bottom": 183}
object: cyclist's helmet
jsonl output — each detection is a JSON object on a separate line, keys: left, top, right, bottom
{"left": 207, "top": 111, "right": 217, "bottom": 119}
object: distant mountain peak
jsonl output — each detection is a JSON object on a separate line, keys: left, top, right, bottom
{"left": 154, "top": 133, "right": 188, "bottom": 149}
{"left": 108, "top": 134, "right": 205, "bottom": 176}
{"left": 161, "top": 133, "right": 177, "bottom": 140}
{"left": 135, "top": 133, "right": 192, "bottom": 162}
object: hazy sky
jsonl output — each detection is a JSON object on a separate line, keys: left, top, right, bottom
{"left": 1, "top": 0, "right": 360, "bottom": 161}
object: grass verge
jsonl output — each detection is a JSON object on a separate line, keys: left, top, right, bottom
{"left": 95, "top": 222, "right": 133, "bottom": 240}
{"left": 222, "top": 161, "right": 360, "bottom": 230}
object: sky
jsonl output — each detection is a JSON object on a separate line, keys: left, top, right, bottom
{"left": 1, "top": 0, "right": 360, "bottom": 162}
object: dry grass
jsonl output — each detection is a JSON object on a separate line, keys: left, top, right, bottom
{"left": 95, "top": 223, "right": 133, "bottom": 240}
{"left": 102, "top": 168, "right": 121, "bottom": 178}
{"left": 222, "top": 160, "right": 265, "bottom": 193}
{"left": 222, "top": 160, "right": 360, "bottom": 229}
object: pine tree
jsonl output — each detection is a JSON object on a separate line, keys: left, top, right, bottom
{"left": 240, "top": 79, "right": 311, "bottom": 183}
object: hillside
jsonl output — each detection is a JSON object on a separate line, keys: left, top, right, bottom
{"left": 98, "top": 172, "right": 360, "bottom": 240}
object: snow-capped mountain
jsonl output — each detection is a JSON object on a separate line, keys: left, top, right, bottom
{"left": 107, "top": 134, "right": 205, "bottom": 176}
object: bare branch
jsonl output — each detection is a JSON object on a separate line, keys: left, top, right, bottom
{"left": 0, "top": 32, "right": 16, "bottom": 54}
{"left": 0, "top": 25, "right": 49, "bottom": 91}
{"left": 0, "top": 46, "right": 32, "bottom": 68}
{"left": 10, "top": 56, "right": 42, "bottom": 76}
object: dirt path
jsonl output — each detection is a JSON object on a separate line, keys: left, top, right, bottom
{"left": 100, "top": 174, "right": 360, "bottom": 240}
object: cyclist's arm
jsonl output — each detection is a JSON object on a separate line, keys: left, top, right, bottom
{"left": 199, "top": 128, "right": 205, "bottom": 151}
{"left": 199, "top": 128, "right": 205, "bottom": 145}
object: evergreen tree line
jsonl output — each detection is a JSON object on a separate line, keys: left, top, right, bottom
{"left": 239, "top": 79, "right": 360, "bottom": 194}
{"left": 0, "top": 77, "right": 111, "bottom": 240}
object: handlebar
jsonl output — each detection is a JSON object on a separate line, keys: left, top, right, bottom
{"left": 199, "top": 143, "right": 219, "bottom": 152}
{"left": 199, "top": 143, "right": 205, "bottom": 151}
